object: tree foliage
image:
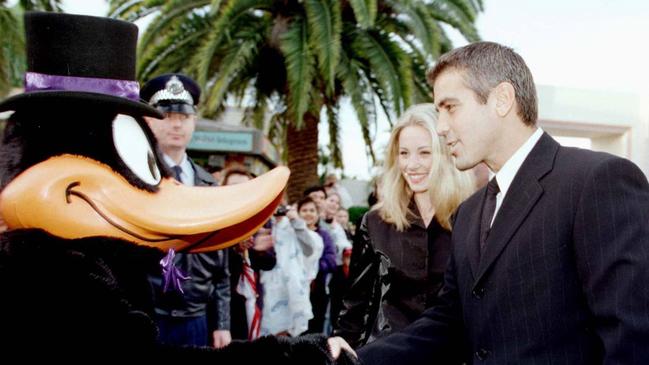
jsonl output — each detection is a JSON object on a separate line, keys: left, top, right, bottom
{"left": 0, "top": 0, "right": 63, "bottom": 97}
{"left": 110, "top": 0, "right": 481, "bottom": 169}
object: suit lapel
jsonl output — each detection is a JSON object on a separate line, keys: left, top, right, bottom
{"left": 188, "top": 158, "right": 217, "bottom": 186}
{"left": 473, "top": 133, "right": 559, "bottom": 287}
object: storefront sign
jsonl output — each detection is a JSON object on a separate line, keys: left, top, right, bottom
{"left": 189, "top": 131, "right": 254, "bottom": 152}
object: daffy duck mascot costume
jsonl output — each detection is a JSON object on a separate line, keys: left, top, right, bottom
{"left": 0, "top": 12, "right": 356, "bottom": 363}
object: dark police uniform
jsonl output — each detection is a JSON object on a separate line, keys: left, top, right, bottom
{"left": 142, "top": 74, "right": 230, "bottom": 347}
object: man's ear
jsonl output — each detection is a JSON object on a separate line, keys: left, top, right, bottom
{"left": 493, "top": 82, "right": 515, "bottom": 117}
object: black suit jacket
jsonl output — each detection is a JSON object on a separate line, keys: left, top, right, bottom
{"left": 358, "top": 133, "right": 649, "bottom": 364}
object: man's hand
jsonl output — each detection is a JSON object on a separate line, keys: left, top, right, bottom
{"left": 327, "top": 336, "right": 357, "bottom": 360}
{"left": 212, "top": 329, "right": 232, "bottom": 349}
{"left": 252, "top": 228, "right": 274, "bottom": 251}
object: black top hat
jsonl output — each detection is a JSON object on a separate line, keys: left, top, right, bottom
{"left": 140, "top": 73, "right": 201, "bottom": 115}
{"left": 0, "top": 12, "right": 161, "bottom": 118}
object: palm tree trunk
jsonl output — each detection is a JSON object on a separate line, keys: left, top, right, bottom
{"left": 286, "top": 112, "right": 319, "bottom": 203}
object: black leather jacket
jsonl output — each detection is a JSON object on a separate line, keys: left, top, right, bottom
{"left": 336, "top": 203, "right": 451, "bottom": 347}
{"left": 148, "top": 159, "right": 230, "bottom": 330}
{"left": 335, "top": 212, "right": 391, "bottom": 348}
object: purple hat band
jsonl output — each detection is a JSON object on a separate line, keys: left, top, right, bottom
{"left": 24, "top": 71, "right": 140, "bottom": 101}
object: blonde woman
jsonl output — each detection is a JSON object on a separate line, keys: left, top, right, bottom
{"left": 336, "top": 103, "right": 475, "bottom": 348}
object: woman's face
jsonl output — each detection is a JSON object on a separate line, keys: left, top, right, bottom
{"left": 398, "top": 125, "right": 433, "bottom": 193}
{"left": 325, "top": 194, "right": 340, "bottom": 216}
{"left": 299, "top": 202, "right": 319, "bottom": 228}
{"left": 224, "top": 173, "right": 250, "bottom": 186}
{"left": 335, "top": 209, "right": 349, "bottom": 227}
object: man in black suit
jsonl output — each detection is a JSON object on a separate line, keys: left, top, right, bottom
{"left": 358, "top": 41, "right": 649, "bottom": 364}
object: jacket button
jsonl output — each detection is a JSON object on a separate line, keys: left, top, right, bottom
{"left": 475, "top": 348, "right": 490, "bottom": 360}
{"left": 472, "top": 287, "right": 485, "bottom": 299}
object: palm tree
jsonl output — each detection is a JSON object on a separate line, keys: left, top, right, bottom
{"left": 0, "top": 1, "right": 62, "bottom": 97}
{"left": 0, "top": 2, "right": 24, "bottom": 97}
{"left": 110, "top": 0, "right": 482, "bottom": 202}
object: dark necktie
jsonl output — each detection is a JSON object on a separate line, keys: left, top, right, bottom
{"left": 171, "top": 165, "right": 183, "bottom": 183}
{"left": 480, "top": 177, "right": 500, "bottom": 252}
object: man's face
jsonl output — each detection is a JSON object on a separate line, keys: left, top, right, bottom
{"left": 308, "top": 190, "right": 326, "bottom": 211}
{"left": 434, "top": 70, "right": 498, "bottom": 171}
{"left": 145, "top": 112, "right": 196, "bottom": 152}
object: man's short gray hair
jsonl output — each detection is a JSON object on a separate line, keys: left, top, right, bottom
{"left": 427, "top": 41, "right": 538, "bottom": 126}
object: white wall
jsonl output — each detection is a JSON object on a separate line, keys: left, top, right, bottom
{"left": 537, "top": 85, "right": 649, "bottom": 177}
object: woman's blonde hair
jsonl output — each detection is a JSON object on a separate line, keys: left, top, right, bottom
{"left": 376, "top": 103, "right": 475, "bottom": 231}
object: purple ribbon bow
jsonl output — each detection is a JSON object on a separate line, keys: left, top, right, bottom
{"left": 160, "top": 248, "right": 190, "bottom": 293}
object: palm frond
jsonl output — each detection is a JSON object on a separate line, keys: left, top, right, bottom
{"left": 446, "top": 0, "right": 479, "bottom": 22}
{"left": 137, "top": 14, "right": 209, "bottom": 80}
{"left": 437, "top": 26, "right": 454, "bottom": 54}
{"left": 352, "top": 29, "right": 412, "bottom": 116}
{"left": 428, "top": 0, "right": 481, "bottom": 42}
{"left": 209, "top": 0, "right": 223, "bottom": 15}
{"left": 108, "top": 0, "right": 133, "bottom": 16}
{"left": 266, "top": 111, "right": 288, "bottom": 163}
{"left": 203, "top": 28, "right": 262, "bottom": 115}
{"left": 228, "top": 72, "right": 259, "bottom": 106}
{"left": 325, "top": 102, "right": 343, "bottom": 168}
{"left": 468, "top": 0, "right": 484, "bottom": 13}
{"left": 137, "top": 0, "right": 210, "bottom": 56}
{"left": 398, "top": 36, "right": 433, "bottom": 102}
{"left": 390, "top": 1, "right": 443, "bottom": 58}
{"left": 409, "top": 50, "right": 433, "bottom": 103}
{"left": 18, "top": 0, "right": 62, "bottom": 11}
{"left": 109, "top": 0, "right": 164, "bottom": 21}
{"left": 337, "top": 49, "right": 377, "bottom": 162}
{"left": 0, "top": 5, "right": 23, "bottom": 95}
{"left": 304, "top": 0, "right": 342, "bottom": 95}
{"left": 242, "top": 95, "right": 269, "bottom": 131}
{"left": 280, "top": 16, "right": 316, "bottom": 129}
{"left": 190, "top": 0, "right": 273, "bottom": 87}
{"left": 348, "top": 0, "right": 377, "bottom": 28}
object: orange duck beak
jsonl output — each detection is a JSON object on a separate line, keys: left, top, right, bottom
{"left": 0, "top": 155, "right": 288, "bottom": 253}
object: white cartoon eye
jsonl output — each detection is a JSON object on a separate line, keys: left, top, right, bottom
{"left": 112, "top": 114, "right": 161, "bottom": 185}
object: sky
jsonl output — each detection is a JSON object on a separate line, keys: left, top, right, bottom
{"left": 60, "top": 0, "right": 649, "bottom": 179}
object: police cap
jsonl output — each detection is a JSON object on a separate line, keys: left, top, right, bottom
{"left": 140, "top": 73, "right": 201, "bottom": 115}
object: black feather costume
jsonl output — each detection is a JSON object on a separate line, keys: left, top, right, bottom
{"left": 0, "top": 12, "right": 356, "bottom": 364}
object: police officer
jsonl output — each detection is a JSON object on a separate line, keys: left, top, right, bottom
{"left": 141, "top": 73, "right": 231, "bottom": 348}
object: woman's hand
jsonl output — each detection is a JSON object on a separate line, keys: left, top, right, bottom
{"left": 286, "top": 204, "right": 299, "bottom": 221}
{"left": 327, "top": 336, "right": 357, "bottom": 360}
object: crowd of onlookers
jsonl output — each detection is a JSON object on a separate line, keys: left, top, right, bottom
{"left": 213, "top": 166, "right": 362, "bottom": 340}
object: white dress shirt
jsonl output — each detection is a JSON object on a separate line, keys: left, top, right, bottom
{"left": 490, "top": 128, "right": 544, "bottom": 226}
{"left": 163, "top": 153, "right": 195, "bottom": 186}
